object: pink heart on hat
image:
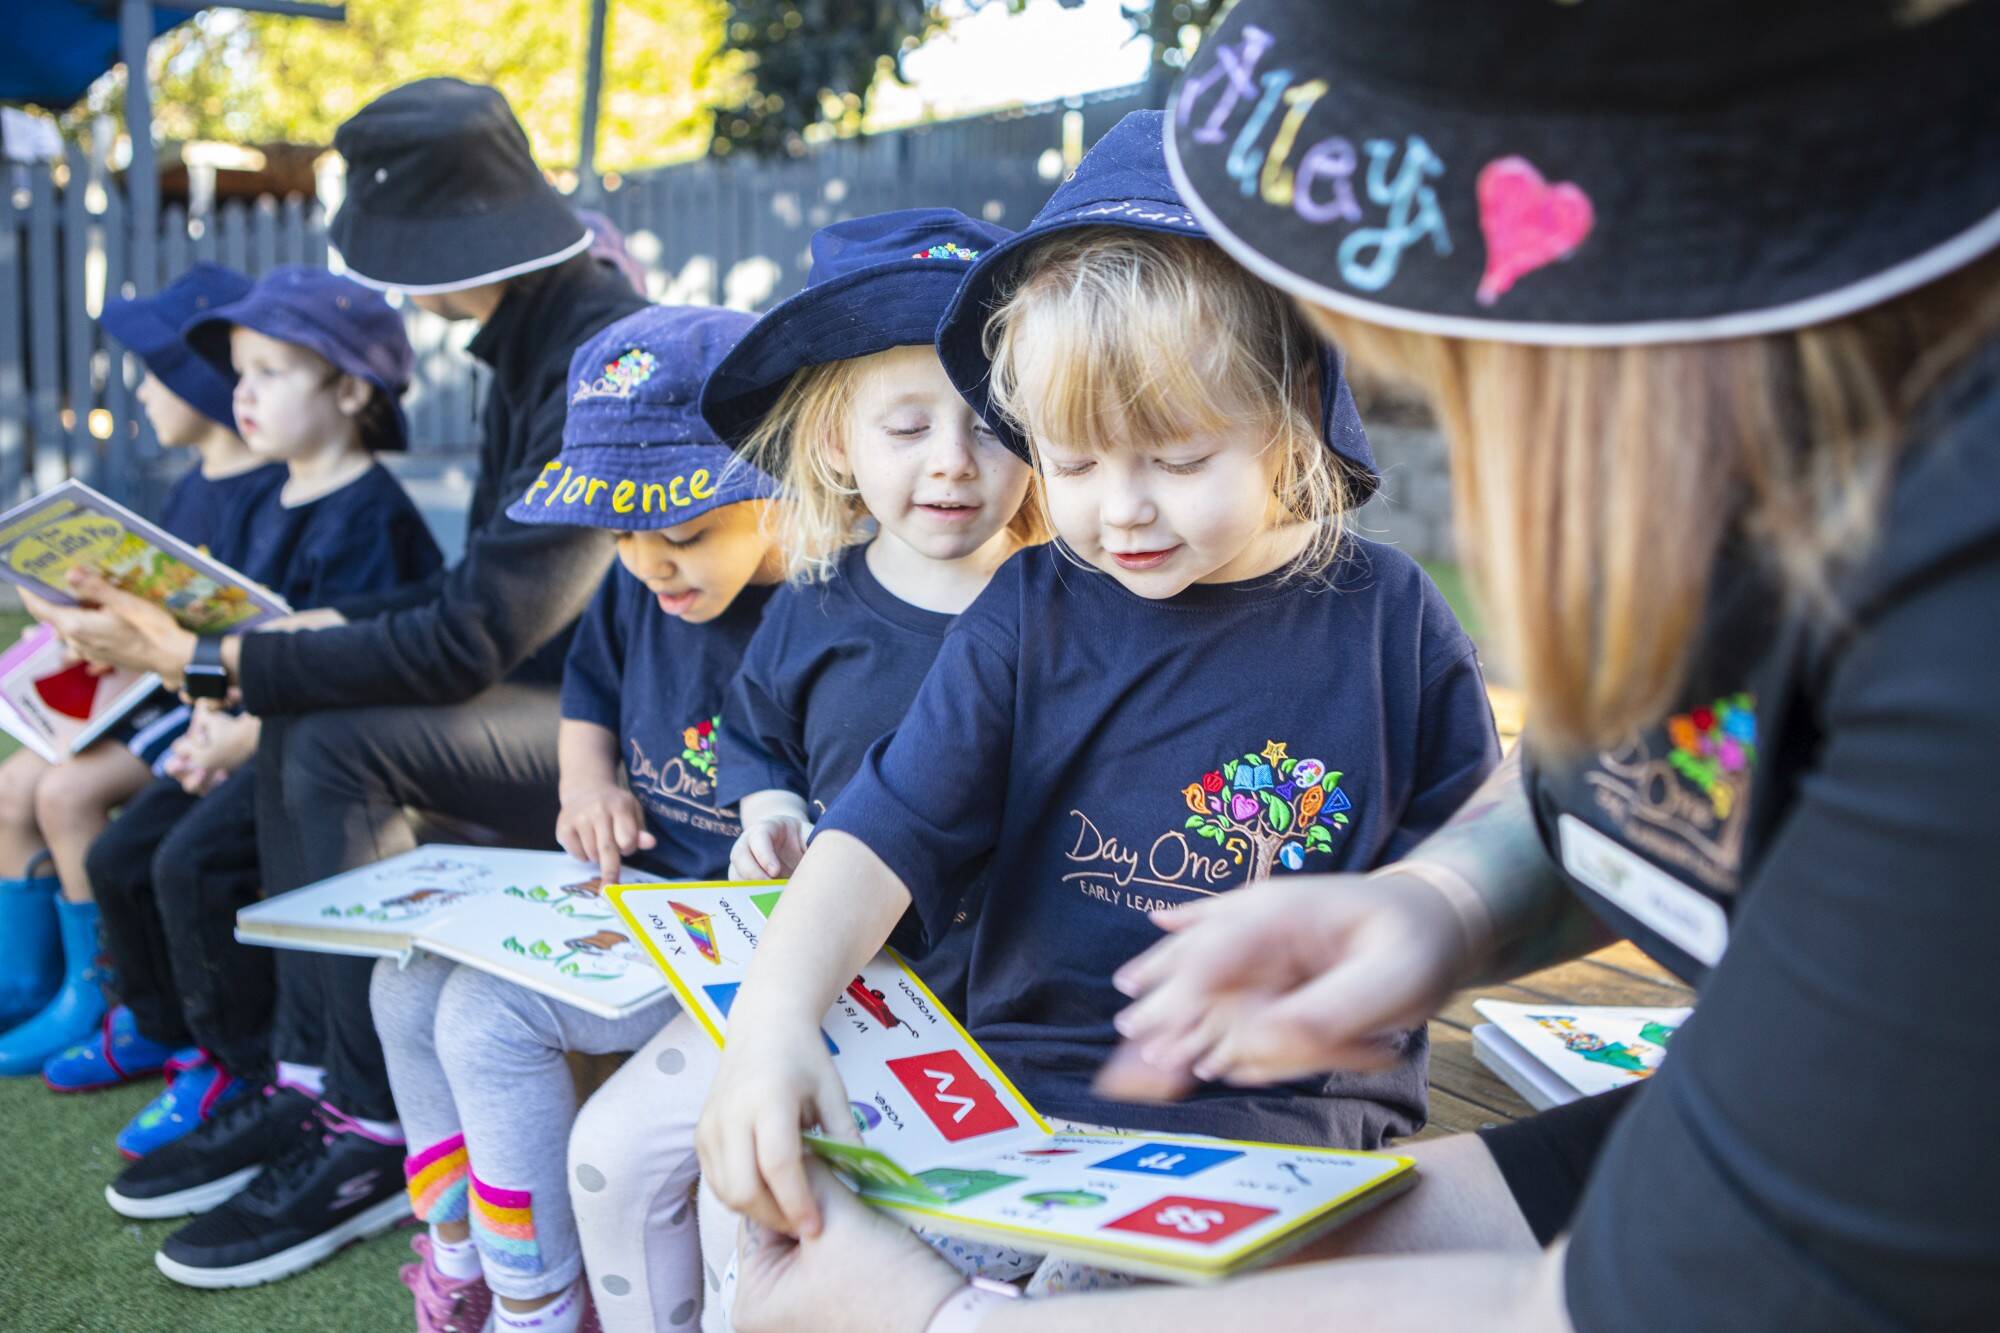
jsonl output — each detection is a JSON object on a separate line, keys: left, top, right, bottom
{"left": 1475, "top": 157, "right": 1595, "bottom": 306}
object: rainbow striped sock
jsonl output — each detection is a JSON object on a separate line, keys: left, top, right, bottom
{"left": 404, "top": 1133, "right": 469, "bottom": 1224}
{"left": 470, "top": 1172, "right": 544, "bottom": 1275}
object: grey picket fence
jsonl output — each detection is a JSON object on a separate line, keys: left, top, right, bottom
{"left": 0, "top": 83, "right": 1154, "bottom": 516}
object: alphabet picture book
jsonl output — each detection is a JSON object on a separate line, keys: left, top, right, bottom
{"left": 1471, "top": 999, "right": 1690, "bottom": 1110}
{"left": 235, "top": 846, "right": 669, "bottom": 1020}
{"left": 0, "top": 479, "right": 290, "bottom": 634}
{"left": 608, "top": 881, "right": 1416, "bottom": 1283}
{"left": 0, "top": 622, "right": 161, "bottom": 763}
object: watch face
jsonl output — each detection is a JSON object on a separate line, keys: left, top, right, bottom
{"left": 184, "top": 665, "right": 229, "bottom": 699}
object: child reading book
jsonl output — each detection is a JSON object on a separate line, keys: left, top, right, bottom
{"left": 371, "top": 305, "right": 782, "bottom": 1333}
{"left": 563, "top": 208, "right": 1037, "bottom": 1332}
{"left": 47, "top": 266, "right": 445, "bottom": 1215}
{"left": 0, "top": 263, "right": 283, "bottom": 1079}
{"left": 696, "top": 112, "right": 1501, "bottom": 1295}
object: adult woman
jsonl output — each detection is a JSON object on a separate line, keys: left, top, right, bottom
{"left": 726, "top": 1, "right": 2000, "bottom": 1330}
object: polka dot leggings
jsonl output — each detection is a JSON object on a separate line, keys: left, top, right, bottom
{"left": 568, "top": 1009, "right": 725, "bottom": 1333}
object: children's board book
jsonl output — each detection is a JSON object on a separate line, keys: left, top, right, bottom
{"left": 0, "top": 622, "right": 160, "bottom": 763}
{"left": 607, "top": 881, "right": 1416, "bottom": 1284}
{"left": 0, "top": 479, "right": 290, "bottom": 634}
{"left": 235, "top": 846, "right": 669, "bottom": 1021}
{"left": 1471, "top": 999, "right": 1690, "bottom": 1110}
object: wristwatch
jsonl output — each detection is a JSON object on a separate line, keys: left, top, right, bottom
{"left": 184, "top": 636, "right": 230, "bottom": 701}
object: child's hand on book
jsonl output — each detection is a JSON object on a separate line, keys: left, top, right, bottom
{"left": 556, "top": 783, "right": 657, "bottom": 881}
{"left": 698, "top": 1021, "right": 861, "bottom": 1239}
{"left": 1102, "top": 871, "right": 1469, "bottom": 1094}
{"left": 732, "top": 1161, "right": 964, "bottom": 1333}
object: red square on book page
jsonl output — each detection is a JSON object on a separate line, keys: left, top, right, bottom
{"left": 1101, "top": 1196, "right": 1277, "bottom": 1245}
{"left": 885, "top": 1050, "right": 1018, "bottom": 1142}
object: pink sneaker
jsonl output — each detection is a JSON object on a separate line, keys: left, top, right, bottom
{"left": 398, "top": 1233, "right": 493, "bottom": 1333}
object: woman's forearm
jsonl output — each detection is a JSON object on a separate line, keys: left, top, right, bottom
{"left": 979, "top": 1243, "right": 1571, "bottom": 1333}
{"left": 1400, "top": 751, "right": 1605, "bottom": 983}
{"left": 730, "top": 830, "right": 912, "bottom": 1028}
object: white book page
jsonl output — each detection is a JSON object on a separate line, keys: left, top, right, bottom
{"left": 1472, "top": 999, "right": 1690, "bottom": 1098}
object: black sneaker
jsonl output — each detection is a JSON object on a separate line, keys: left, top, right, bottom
{"left": 153, "top": 1101, "right": 411, "bottom": 1289}
{"left": 105, "top": 1083, "right": 315, "bottom": 1220}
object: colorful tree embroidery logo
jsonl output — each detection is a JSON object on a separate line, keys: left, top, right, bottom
{"left": 681, "top": 716, "right": 718, "bottom": 777}
{"left": 911, "top": 242, "right": 980, "bottom": 261}
{"left": 572, "top": 347, "right": 658, "bottom": 402}
{"left": 1665, "top": 693, "right": 1756, "bottom": 820}
{"left": 1179, "top": 740, "right": 1352, "bottom": 881}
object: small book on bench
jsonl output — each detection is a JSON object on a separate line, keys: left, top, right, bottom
{"left": 609, "top": 880, "right": 1416, "bottom": 1284}
{"left": 1471, "top": 999, "right": 1689, "bottom": 1110}
{"left": 236, "top": 846, "right": 669, "bottom": 1020}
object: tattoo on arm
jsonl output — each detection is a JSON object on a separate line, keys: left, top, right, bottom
{"left": 1402, "top": 750, "right": 1605, "bottom": 983}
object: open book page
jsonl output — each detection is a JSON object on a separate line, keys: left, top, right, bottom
{"left": 1472, "top": 999, "right": 1690, "bottom": 1099}
{"left": 416, "top": 883, "right": 671, "bottom": 1022}
{"left": 0, "top": 479, "right": 289, "bottom": 632}
{"left": 609, "top": 881, "right": 1415, "bottom": 1282}
{"left": 0, "top": 623, "right": 160, "bottom": 762}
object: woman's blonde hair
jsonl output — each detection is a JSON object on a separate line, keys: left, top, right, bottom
{"left": 1305, "top": 249, "right": 2000, "bottom": 755}
{"left": 736, "top": 352, "right": 1046, "bottom": 583}
{"left": 984, "top": 229, "right": 1360, "bottom": 579}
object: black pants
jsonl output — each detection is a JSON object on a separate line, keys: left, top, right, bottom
{"left": 90, "top": 768, "right": 275, "bottom": 1072}
{"left": 90, "top": 776, "right": 202, "bottom": 1048}
{"left": 255, "top": 684, "right": 564, "bottom": 1122}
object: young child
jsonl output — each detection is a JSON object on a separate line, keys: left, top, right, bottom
{"left": 696, "top": 112, "right": 1502, "bottom": 1293}
{"left": 62, "top": 265, "right": 444, "bottom": 1165}
{"left": 67, "top": 267, "right": 442, "bottom": 1259}
{"left": 0, "top": 263, "right": 284, "bottom": 1078}
{"left": 373, "top": 304, "right": 782, "bottom": 1333}
{"left": 562, "top": 209, "right": 1037, "bottom": 1333}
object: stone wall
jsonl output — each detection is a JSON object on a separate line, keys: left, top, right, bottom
{"left": 1350, "top": 423, "right": 1455, "bottom": 564}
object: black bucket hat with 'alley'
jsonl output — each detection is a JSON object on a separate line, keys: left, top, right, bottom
{"left": 1165, "top": 0, "right": 2000, "bottom": 347}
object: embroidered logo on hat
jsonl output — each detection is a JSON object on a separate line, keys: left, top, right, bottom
{"left": 573, "top": 348, "right": 658, "bottom": 403}
{"left": 912, "top": 242, "right": 982, "bottom": 261}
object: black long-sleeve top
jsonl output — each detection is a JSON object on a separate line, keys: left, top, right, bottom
{"left": 238, "top": 256, "right": 644, "bottom": 714}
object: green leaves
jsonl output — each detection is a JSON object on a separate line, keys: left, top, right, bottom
{"left": 1223, "top": 759, "right": 1240, "bottom": 782}
{"left": 1322, "top": 770, "right": 1344, "bottom": 793}
{"left": 1185, "top": 814, "right": 1229, "bottom": 846}
{"left": 1260, "top": 791, "right": 1293, "bottom": 834}
{"left": 1304, "top": 824, "right": 1334, "bottom": 853}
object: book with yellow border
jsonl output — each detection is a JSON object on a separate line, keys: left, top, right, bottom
{"left": 0, "top": 479, "right": 290, "bottom": 633}
{"left": 609, "top": 881, "right": 1415, "bottom": 1283}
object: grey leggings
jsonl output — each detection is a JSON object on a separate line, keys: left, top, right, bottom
{"left": 369, "top": 953, "right": 671, "bottom": 1302}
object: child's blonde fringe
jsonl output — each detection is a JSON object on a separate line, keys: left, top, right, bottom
{"left": 982, "top": 229, "right": 1358, "bottom": 581}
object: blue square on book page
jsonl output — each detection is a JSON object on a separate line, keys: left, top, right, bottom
{"left": 1091, "top": 1143, "right": 1244, "bottom": 1178}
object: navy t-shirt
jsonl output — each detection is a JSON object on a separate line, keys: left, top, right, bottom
{"left": 561, "top": 566, "right": 777, "bottom": 880}
{"left": 819, "top": 540, "right": 1500, "bottom": 1146}
{"left": 156, "top": 462, "right": 287, "bottom": 569}
{"left": 235, "top": 463, "right": 444, "bottom": 610}
{"left": 718, "top": 542, "right": 973, "bottom": 1009}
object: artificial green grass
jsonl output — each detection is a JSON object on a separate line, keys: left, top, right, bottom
{"left": 0, "top": 1075, "right": 414, "bottom": 1332}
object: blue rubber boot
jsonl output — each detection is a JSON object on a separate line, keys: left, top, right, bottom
{"left": 118, "top": 1051, "right": 246, "bottom": 1159}
{"left": 0, "top": 897, "right": 109, "bottom": 1077}
{"left": 0, "top": 875, "right": 62, "bottom": 1030}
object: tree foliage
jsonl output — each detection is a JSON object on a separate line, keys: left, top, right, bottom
{"left": 88, "top": 0, "right": 744, "bottom": 172}
{"left": 710, "top": 0, "right": 1225, "bottom": 156}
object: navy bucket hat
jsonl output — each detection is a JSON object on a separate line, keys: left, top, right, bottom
{"left": 99, "top": 263, "right": 252, "bottom": 430}
{"left": 934, "top": 110, "right": 1377, "bottom": 502}
{"left": 183, "top": 265, "right": 415, "bottom": 450}
{"left": 699, "top": 208, "right": 1011, "bottom": 451}
{"left": 509, "top": 304, "right": 779, "bottom": 531}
